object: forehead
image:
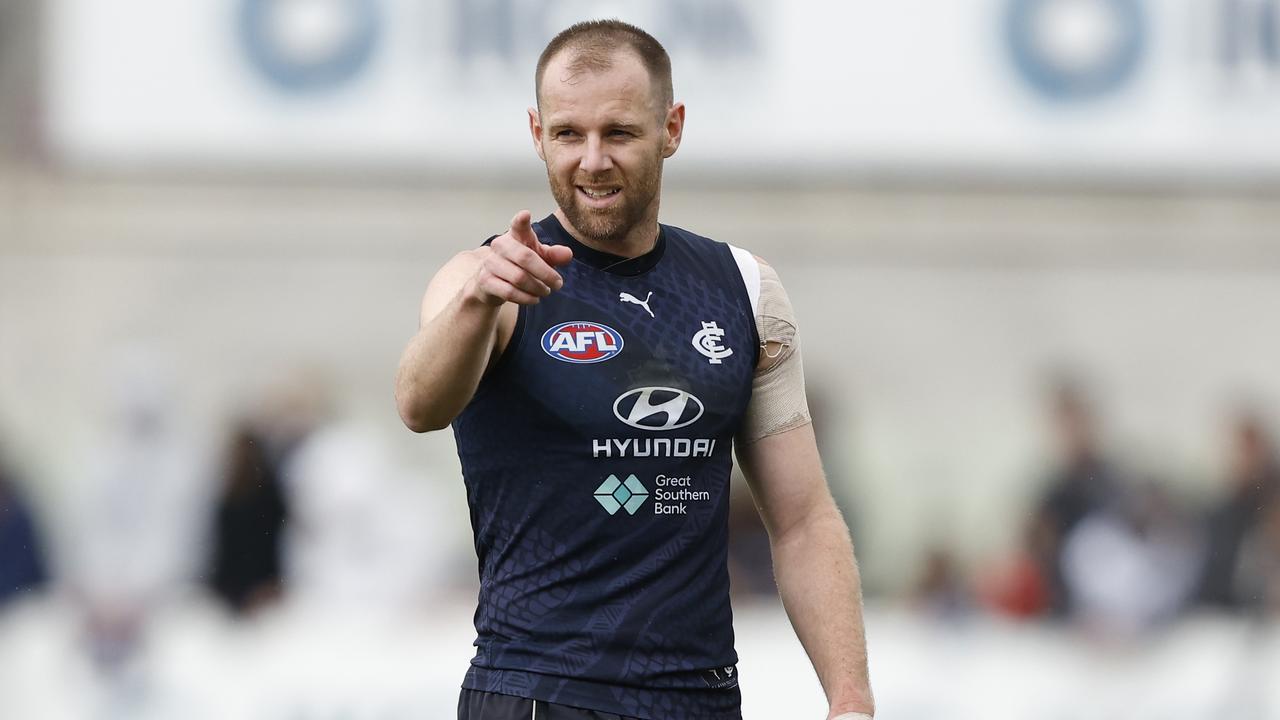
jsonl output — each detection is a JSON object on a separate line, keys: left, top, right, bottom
{"left": 539, "top": 50, "right": 657, "bottom": 123}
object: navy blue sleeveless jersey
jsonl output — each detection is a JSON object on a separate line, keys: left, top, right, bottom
{"left": 451, "top": 214, "right": 760, "bottom": 720}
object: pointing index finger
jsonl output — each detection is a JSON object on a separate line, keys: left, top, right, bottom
{"left": 505, "top": 210, "right": 566, "bottom": 290}
{"left": 509, "top": 210, "right": 538, "bottom": 249}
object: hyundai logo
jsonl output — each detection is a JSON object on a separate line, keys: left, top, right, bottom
{"left": 613, "top": 387, "right": 704, "bottom": 431}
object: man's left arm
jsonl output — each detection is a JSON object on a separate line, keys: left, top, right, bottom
{"left": 733, "top": 256, "right": 873, "bottom": 719}
{"left": 737, "top": 424, "right": 874, "bottom": 719}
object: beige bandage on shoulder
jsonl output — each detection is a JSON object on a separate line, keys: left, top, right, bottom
{"left": 729, "top": 248, "right": 812, "bottom": 445}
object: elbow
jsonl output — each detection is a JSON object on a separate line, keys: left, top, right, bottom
{"left": 395, "top": 390, "right": 452, "bottom": 434}
{"left": 400, "top": 412, "right": 446, "bottom": 434}
{"left": 772, "top": 500, "right": 847, "bottom": 549}
{"left": 398, "top": 405, "right": 450, "bottom": 434}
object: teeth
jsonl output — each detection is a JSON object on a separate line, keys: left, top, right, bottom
{"left": 582, "top": 188, "right": 620, "bottom": 199}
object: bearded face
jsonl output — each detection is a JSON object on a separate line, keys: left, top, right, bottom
{"left": 531, "top": 50, "right": 681, "bottom": 253}
{"left": 545, "top": 141, "right": 663, "bottom": 246}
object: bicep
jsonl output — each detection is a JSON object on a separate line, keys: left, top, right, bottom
{"left": 734, "top": 254, "right": 832, "bottom": 537}
{"left": 736, "top": 422, "right": 833, "bottom": 541}
{"left": 739, "top": 257, "right": 811, "bottom": 444}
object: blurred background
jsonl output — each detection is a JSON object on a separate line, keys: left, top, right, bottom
{"left": 3, "top": 0, "right": 1280, "bottom": 717}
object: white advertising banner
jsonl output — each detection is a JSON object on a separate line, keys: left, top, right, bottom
{"left": 44, "top": 0, "right": 1280, "bottom": 178}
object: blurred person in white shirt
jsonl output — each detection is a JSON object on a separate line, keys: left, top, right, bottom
{"left": 63, "top": 345, "right": 209, "bottom": 670}
{"left": 281, "top": 420, "right": 453, "bottom": 614}
{"left": 1061, "top": 480, "right": 1200, "bottom": 638}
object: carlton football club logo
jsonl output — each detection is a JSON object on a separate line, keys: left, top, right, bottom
{"left": 541, "top": 321, "right": 624, "bottom": 364}
{"left": 692, "top": 321, "right": 733, "bottom": 365}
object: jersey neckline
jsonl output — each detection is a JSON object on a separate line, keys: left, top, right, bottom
{"left": 538, "top": 214, "right": 666, "bottom": 277}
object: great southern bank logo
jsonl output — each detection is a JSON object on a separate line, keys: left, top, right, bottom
{"left": 541, "top": 322, "right": 624, "bottom": 364}
{"left": 613, "top": 387, "right": 705, "bottom": 431}
{"left": 594, "top": 474, "right": 649, "bottom": 515}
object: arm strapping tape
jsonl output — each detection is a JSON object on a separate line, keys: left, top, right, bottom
{"left": 738, "top": 259, "right": 812, "bottom": 445}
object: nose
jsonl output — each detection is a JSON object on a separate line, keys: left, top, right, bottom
{"left": 580, "top": 134, "right": 613, "bottom": 174}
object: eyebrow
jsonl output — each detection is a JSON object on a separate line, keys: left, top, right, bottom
{"left": 546, "top": 122, "right": 646, "bottom": 134}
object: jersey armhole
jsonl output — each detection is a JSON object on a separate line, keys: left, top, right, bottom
{"left": 488, "top": 302, "right": 529, "bottom": 379}
{"left": 728, "top": 245, "right": 761, "bottom": 316}
{"left": 472, "top": 234, "right": 526, "bottom": 394}
{"left": 729, "top": 244, "right": 762, "bottom": 367}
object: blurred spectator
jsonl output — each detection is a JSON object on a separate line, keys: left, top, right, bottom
{"left": 1196, "top": 410, "right": 1280, "bottom": 610}
{"left": 1233, "top": 502, "right": 1280, "bottom": 615}
{"left": 255, "top": 367, "right": 333, "bottom": 469}
{"left": 206, "top": 423, "right": 288, "bottom": 614}
{"left": 1061, "top": 480, "right": 1200, "bottom": 638}
{"left": 282, "top": 420, "right": 448, "bottom": 613}
{"left": 979, "top": 514, "right": 1053, "bottom": 619}
{"left": 910, "top": 547, "right": 972, "bottom": 619}
{"left": 237, "top": 369, "right": 455, "bottom": 613}
{"left": 1032, "top": 378, "right": 1123, "bottom": 616}
{"left": 0, "top": 459, "right": 47, "bottom": 606}
{"left": 64, "top": 346, "right": 207, "bottom": 669}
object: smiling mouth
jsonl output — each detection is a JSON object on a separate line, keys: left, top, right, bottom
{"left": 578, "top": 186, "right": 621, "bottom": 199}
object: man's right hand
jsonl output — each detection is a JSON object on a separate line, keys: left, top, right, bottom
{"left": 396, "top": 210, "right": 572, "bottom": 432}
{"left": 470, "top": 210, "right": 573, "bottom": 306}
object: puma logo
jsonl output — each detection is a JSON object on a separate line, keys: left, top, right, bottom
{"left": 619, "top": 291, "right": 654, "bottom": 318}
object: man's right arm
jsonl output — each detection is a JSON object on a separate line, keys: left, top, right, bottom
{"left": 394, "top": 211, "right": 571, "bottom": 432}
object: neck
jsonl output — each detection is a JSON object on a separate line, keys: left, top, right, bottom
{"left": 554, "top": 204, "right": 662, "bottom": 259}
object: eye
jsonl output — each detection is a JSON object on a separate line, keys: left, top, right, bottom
{"left": 609, "top": 129, "right": 635, "bottom": 138}
{"left": 554, "top": 129, "right": 578, "bottom": 139}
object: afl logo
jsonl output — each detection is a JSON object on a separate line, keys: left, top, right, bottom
{"left": 541, "top": 322, "right": 624, "bottom": 364}
{"left": 613, "top": 387, "right": 705, "bottom": 431}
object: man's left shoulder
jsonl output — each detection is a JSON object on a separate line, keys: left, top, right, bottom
{"left": 661, "top": 223, "right": 762, "bottom": 260}
{"left": 663, "top": 222, "right": 736, "bottom": 247}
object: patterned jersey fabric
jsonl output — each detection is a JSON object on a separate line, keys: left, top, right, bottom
{"left": 452, "top": 214, "right": 759, "bottom": 719}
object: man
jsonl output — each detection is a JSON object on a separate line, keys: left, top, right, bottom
{"left": 396, "top": 20, "right": 873, "bottom": 720}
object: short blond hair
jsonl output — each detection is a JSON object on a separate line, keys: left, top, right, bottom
{"left": 535, "top": 20, "right": 673, "bottom": 115}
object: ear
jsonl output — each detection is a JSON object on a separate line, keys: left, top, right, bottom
{"left": 662, "top": 102, "right": 685, "bottom": 159}
{"left": 528, "top": 106, "right": 545, "bottom": 161}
